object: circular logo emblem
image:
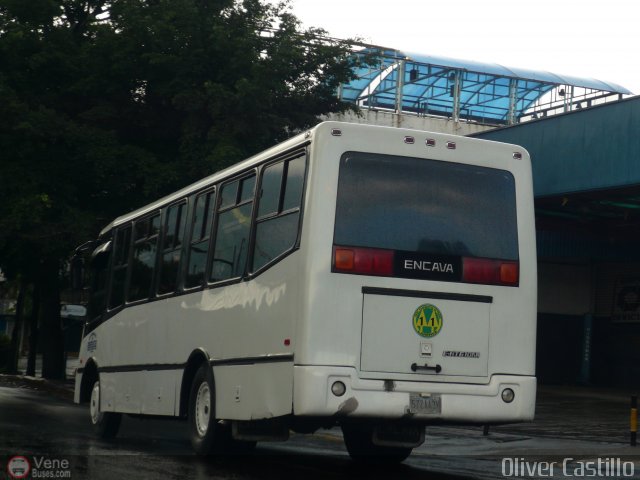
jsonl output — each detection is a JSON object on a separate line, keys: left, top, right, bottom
{"left": 7, "top": 456, "right": 31, "bottom": 479}
{"left": 412, "top": 304, "right": 443, "bottom": 338}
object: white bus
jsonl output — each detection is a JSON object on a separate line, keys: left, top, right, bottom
{"left": 74, "top": 121, "right": 537, "bottom": 462}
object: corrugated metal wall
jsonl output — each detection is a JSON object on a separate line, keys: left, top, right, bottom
{"left": 537, "top": 230, "right": 640, "bottom": 262}
{"left": 474, "top": 98, "right": 640, "bottom": 387}
{"left": 476, "top": 97, "right": 640, "bottom": 197}
{"left": 595, "top": 262, "right": 640, "bottom": 316}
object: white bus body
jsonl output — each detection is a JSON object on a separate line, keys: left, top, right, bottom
{"left": 74, "top": 121, "right": 536, "bottom": 460}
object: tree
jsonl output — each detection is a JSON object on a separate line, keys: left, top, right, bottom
{"left": 0, "top": 0, "right": 365, "bottom": 378}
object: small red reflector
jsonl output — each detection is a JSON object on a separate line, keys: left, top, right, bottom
{"left": 446, "top": 141, "right": 456, "bottom": 149}
{"left": 425, "top": 138, "right": 436, "bottom": 147}
{"left": 333, "top": 246, "right": 394, "bottom": 276}
{"left": 284, "top": 338, "right": 291, "bottom": 346}
{"left": 404, "top": 136, "right": 415, "bottom": 144}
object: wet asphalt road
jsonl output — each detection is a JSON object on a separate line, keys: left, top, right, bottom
{"left": 0, "top": 386, "right": 474, "bottom": 480}
{"left": 3, "top": 383, "right": 640, "bottom": 479}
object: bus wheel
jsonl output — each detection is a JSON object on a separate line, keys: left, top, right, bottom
{"left": 342, "top": 424, "right": 412, "bottom": 464}
{"left": 90, "top": 380, "right": 122, "bottom": 439}
{"left": 188, "top": 363, "right": 220, "bottom": 454}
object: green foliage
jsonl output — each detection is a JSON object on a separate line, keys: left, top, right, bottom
{"left": 0, "top": 0, "right": 363, "bottom": 282}
{"left": 0, "top": 0, "right": 367, "bottom": 377}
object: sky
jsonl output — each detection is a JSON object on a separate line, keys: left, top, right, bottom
{"left": 282, "top": 0, "right": 640, "bottom": 95}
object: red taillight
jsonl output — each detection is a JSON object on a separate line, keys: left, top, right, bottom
{"left": 334, "top": 248, "right": 354, "bottom": 270}
{"left": 333, "top": 246, "right": 394, "bottom": 276}
{"left": 462, "top": 258, "right": 519, "bottom": 286}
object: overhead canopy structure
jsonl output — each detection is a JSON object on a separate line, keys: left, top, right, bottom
{"left": 340, "top": 48, "right": 632, "bottom": 125}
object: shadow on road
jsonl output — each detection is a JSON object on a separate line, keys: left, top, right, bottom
{"left": 65, "top": 450, "right": 464, "bottom": 480}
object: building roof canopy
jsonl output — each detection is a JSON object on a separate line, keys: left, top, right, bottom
{"left": 341, "top": 48, "right": 632, "bottom": 124}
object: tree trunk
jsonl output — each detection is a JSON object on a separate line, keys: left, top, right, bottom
{"left": 26, "top": 283, "right": 40, "bottom": 377}
{"left": 40, "top": 259, "right": 65, "bottom": 380}
{"left": 7, "top": 278, "right": 26, "bottom": 374}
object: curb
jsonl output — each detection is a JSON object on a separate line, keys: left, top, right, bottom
{"left": 0, "top": 374, "right": 74, "bottom": 401}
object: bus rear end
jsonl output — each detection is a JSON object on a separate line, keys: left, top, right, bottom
{"left": 294, "top": 122, "right": 536, "bottom": 458}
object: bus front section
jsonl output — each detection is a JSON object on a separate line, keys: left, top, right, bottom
{"left": 294, "top": 124, "right": 537, "bottom": 460}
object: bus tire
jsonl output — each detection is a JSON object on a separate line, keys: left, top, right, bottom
{"left": 90, "top": 380, "right": 122, "bottom": 439}
{"left": 342, "top": 424, "right": 412, "bottom": 464}
{"left": 188, "top": 363, "right": 220, "bottom": 455}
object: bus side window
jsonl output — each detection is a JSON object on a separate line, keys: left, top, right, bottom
{"left": 158, "top": 201, "right": 187, "bottom": 295}
{"left": 87, "top": 247, "right": 110, "bottom": 323}
{"left": 109, "top": 225, "right": 131, "bottom": 309}
{"left": 252, "top": 155, "right": 306, "bottom": 272}
{"left": 210, "top": 174, "right": 256, "bottom": 282}
{"left": 185, "top": 189, "right": 215, "bottom": 288}
{"left": 128, "top": 213, "right": 160, "bottom": 302}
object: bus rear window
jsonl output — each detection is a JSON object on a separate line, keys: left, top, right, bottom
{"left": 334, "top": 152, "right": 518, "bottom": 263}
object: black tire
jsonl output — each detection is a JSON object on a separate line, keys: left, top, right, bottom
{"left": 89, "top": 379, "right": 122, "bottom": 439}
{"left": 188, "top": 363, "right": 221, "bottom": 455}
{"left": 342, "top": 424, "right": 412, "bottom": 464}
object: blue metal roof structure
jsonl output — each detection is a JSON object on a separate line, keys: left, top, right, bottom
{"left": 340, "top": 48, "right": 632, "bottom": 125}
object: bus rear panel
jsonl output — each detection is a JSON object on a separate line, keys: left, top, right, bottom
{"left": 293, "top": 123, "right": 536, "bottom": 426}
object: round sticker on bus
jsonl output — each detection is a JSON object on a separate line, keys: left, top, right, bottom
{"left": 412, "top": 304, "right": 443, "bottom": 338}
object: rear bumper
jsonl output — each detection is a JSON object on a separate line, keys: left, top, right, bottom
{"left": 293, "top": 366, "right": 536, "bottom": 423}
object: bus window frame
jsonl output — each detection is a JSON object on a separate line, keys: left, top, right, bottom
{"left": 86, "top": 239, "right": 112, "bottom": 326}
{"left": 126, "top": 210, "right": 162, "bottom": 306}
{"left": 247, "top": 152, "right": 308, "bottom": 278}
{"left": 182, "top": 187, "right": 217, "bottom": 293}
{"left": 106, "top": 222, "right": 132, "bottom": 315}
{"left": 207, "top": 170, "right": 258, "bottom": 287}
{"left": 156, "top": 199, "right": 188, "bottom": 298}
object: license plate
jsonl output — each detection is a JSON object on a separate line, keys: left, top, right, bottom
{"left": 409, "top": 393, "right": 441, "bottom": 414}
